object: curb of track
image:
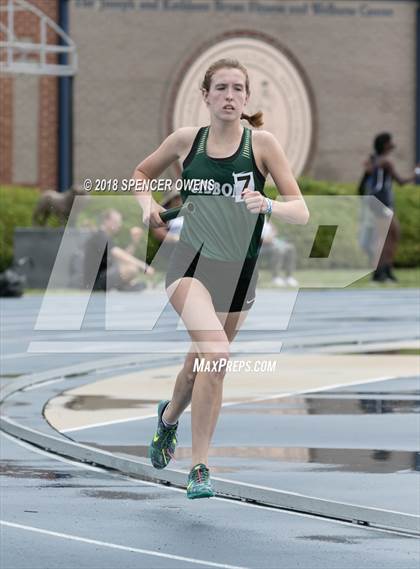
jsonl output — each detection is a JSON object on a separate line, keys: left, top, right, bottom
{"left": 1, "top": 357, "right": 419, "bottom": 538}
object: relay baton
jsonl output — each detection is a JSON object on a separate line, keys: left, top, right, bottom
{"left": 159, "top": 202, "right": 195, "bottom": 223}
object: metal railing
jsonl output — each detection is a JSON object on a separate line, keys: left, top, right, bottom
{"left": 0, "top": 0, "right": 77, "bottom": 76}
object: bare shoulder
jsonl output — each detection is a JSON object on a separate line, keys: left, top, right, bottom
{"left": 135, "top": 126, "right": 201, "bottom": 178}
{"left": 251, "top": 130, "right": 286, "bottom": 175}
{"left": 252, "top": 129, "right": 283, "bottom": 155}
{"left": 252, "top": 129, "right": 277, "bottom": 145}
{"left": 172, "top": 126, "right": 201, "bottom": 155}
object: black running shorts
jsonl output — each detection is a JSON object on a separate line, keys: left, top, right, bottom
{"left": 165, "top": 240, "right": 258, "bottom": 313}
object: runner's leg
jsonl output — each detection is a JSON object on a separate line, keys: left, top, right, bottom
{"left": 386, "top": 215, "right": 400, "bottom": 265}
{"left": 162, "top": 345, "right": 199, "bottom": 424}
{"left": 166, "top": 277, "right": 231, "bottom": 468}
{"left": 164, "top": 310, "right": 249, "bottom": 425}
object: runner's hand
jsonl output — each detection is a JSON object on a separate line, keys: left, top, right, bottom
{"left": 144, "top": 264, "right": 155, "bottom": 276}
{"left": 242, "top": 189, "right": 267, "bottom": 213}
{"left": 142, "top": 201, "right": 166, "bottom": 228}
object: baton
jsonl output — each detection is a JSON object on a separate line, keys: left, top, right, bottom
{"left": 159, "top": 202, "right": 195, "bottom": 223}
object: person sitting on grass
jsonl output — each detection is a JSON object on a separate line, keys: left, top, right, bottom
{"left": 83, "top": 208, "right": 154, "bottom": 292}
{"left": 260, "top": 220, "right": 298, "bottom": 287}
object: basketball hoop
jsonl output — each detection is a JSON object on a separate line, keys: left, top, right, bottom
{"left": 0, "top": 0, "right": 77, "bottom": 76}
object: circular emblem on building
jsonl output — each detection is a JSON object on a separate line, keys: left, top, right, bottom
{"left": 171, "top": 34, "right": 315, "bottom": 176}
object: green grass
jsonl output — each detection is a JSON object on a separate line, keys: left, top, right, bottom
{"left": 388, "top": 349, "right": 420, "bottom": 355}
{"left": 2, "top": 181, "right": 418, "bottom": 274}
{"left": 257, "top": 268, "right": 419, "bottom": 289}
{"left": 345, "top": 267, "right": 420, "bottom": 289}
{"left": 23, "top": 267, "right": 419, "bottom": 295}
{"left": 343, "top": 348, "right": 420, "bottom": 356}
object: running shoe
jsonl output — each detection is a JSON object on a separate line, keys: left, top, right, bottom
{"left": 187, "top": 463, "right": 214, "bottom": 499}
{"left": 285, "top": 276, "right": 299, "bottom": 287}
{"left": 148, "top": 400, "right": 178, "bottom": 469}
{"left": 384, "top": 265, "right": 398, "bottom": 283}
{"left": 273, "top": 277, "right": 286, "bottom": 287}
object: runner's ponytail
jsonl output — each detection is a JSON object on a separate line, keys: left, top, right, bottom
{"left": 241, "top": 111, "right": 264, "bottom": 128}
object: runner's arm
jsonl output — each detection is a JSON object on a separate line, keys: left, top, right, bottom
{"left": 383, "top": 159, "right": 415, "bottom": 186}
{"left": 260, "top": 131, "right": 309, "bottom": 224}
{"left": 131, "top": 128, "right": 197, "bottom": 227}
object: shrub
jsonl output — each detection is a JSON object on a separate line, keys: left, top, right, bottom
{"left": 266, "top": 179, "right": 420, "bottom": 268}
{"left": 0, "top": 186, "right": 42, "bottom": 271}
{"left": 1, "top": 180, "right": 418, "bottom": 272}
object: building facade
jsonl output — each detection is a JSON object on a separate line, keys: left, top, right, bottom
{"left": 0, "top": 0, "right": 418, "bottom": 188}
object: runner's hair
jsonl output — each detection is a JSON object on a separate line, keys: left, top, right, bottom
{"left": 201, "top": 58, "right": 264, "bottom": 128}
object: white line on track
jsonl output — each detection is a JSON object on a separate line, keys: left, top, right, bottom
{"left": 0, "top": 520, "right": 249, "bottom": 569}
{"left": 1, "top": 431, "right": 105, "bottom": 472}
{"left": 1, "top": 432, "right": 413, "bottom": 539}
{"left": 0, "top": 351, "right": 36, "bottom": 360}
{"left": 23, "top": 378, "right": 64, "bottom": 391}
{"left": 61, "top": 374, "right": 397, "bottom": 433}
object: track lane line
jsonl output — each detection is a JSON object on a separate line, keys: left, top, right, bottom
{"left": 1, "top": 432, "right": 415, "bottom": 539}
{"left": 0, "top": 520, "right": 250, "bottom": 569}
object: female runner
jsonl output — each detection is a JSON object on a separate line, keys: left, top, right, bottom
{"left": 132, "top": 59, "right": 309, "bottom": 499}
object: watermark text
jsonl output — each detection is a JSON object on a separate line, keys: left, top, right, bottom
{"left": 193, "top": 358, "right": 277, "bottom": 374}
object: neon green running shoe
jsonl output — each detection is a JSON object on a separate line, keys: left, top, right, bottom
{"left": 148, "top": 400, "right": 178, "bottom": 469}
{"left": 187, "top": 463, "right": 214, "bottom": 499}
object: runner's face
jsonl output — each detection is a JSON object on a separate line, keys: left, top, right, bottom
{"left": 204, "top": 68, "right": 248, "bottom": 122}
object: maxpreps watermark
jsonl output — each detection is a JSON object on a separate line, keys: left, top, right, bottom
{"left": 193, "top": 358, "right": 277, "bottom": 374}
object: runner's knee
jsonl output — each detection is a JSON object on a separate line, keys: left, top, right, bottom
{"left": 203, "top": 344, "right": 230, "bottom": 380}
{"left": 184, "top": 351, "right": 199, "bottom": 383}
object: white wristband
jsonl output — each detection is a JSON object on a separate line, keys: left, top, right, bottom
{"left": 264, "top": 197, "right": 272, "bottom": 215}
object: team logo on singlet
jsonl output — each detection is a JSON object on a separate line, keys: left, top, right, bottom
{"left": 183, "top": 171, "right": 255, "bottom": 202}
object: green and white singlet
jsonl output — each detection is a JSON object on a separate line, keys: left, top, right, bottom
{"left": 179, "top": 126, "right": 266, "bottom": 262}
